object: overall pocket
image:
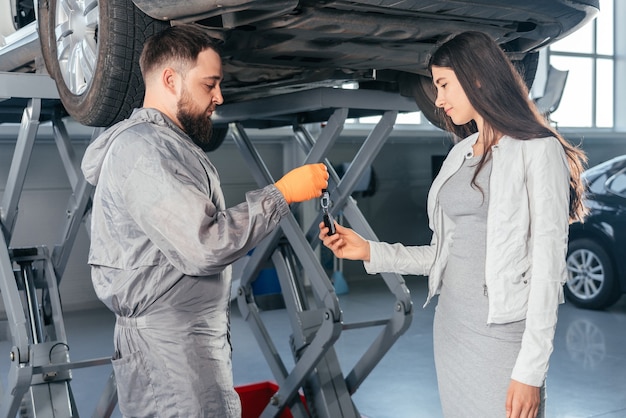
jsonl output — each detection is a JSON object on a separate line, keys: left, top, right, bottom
{"left": 111, "top": 350, "right": 157, "bottom": 417}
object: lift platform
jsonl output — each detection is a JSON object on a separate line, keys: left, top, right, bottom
{"left": 1, "top": 69, "right": 418, "bottom": 417}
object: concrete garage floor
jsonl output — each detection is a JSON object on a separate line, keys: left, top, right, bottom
{"left": 2, "top": 277, "right": 625, "bottom": 417}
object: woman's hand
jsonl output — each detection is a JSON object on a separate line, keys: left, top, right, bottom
{"left": 506, "top": 379, "right": 540, "bottom": 418}
{"left": 319, "top": 221, "right": 370, "bottom": 262}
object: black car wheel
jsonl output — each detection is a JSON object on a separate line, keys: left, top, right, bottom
{"left": 38, "top": 0, "right": 169, "bottom": 127}
{"left": 399, "top": 52, "right": 539, "bottom": 130}
{"left": 199, "top": 125, "right": 230, "bottom": 153}
{"left": 565, "top": 238, "right": 621, "bottom": 310}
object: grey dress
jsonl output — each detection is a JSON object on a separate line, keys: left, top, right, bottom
{"left": 434, "top": 154, "right": 545, "bottom": 417}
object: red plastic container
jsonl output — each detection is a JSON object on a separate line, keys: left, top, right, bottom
{"left": 235, "top": 381, "right": 306, "bottom": 418}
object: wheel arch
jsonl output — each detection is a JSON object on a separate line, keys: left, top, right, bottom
{"left": 567, "top": 226, "right": 626, "bottom": 292}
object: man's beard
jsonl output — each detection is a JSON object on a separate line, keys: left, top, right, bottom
{"left": 176, "top": 90, "right": 214, "bottom": 151}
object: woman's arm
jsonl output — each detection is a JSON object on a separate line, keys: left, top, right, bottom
{"left": 320, "top": 222, "right": 437, "bottom": 276}
{"left": 511, "top": 138, "right": 570, "bottom": 386}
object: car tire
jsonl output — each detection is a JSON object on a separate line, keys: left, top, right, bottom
{"left": 565, "top": 238, "right": 621, "bottom": 310}
{"left": 38, "top": 0, "right": 169, "bottom": 127}
{"left": 398, "top": 72, "right": 442, "bottom": 129}
{"left": 398, "top": 52, "right": 539, "bottom": 131}
{"left": 199, "top": 125, "right": 230, "bottom": 153}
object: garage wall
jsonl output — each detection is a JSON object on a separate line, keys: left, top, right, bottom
{"left": 1, "top": 122, "right": 625, "bottom": 311}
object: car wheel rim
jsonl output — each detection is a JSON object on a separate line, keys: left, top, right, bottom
{"left": 54, "top": 0, "right": 100, "bottom": 95}
{"left": 566, "top": 249, "right": 605, "bottom": 300}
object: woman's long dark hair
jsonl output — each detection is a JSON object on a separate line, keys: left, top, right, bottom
{"left": 429, "top": 31, "right": 587, "bottom": 222}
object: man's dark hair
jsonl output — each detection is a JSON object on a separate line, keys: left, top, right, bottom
{"left": 139, "top": 24, "right": 221, "bottom": 78}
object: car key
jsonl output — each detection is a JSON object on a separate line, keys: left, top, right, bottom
{"left": 321, "top": 189, "right": 336, "bottom": 235}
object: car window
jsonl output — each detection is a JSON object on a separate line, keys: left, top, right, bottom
{"left": 606, "top": 169, "right": 626, "bottom": 197}
{"left": 588, "top": 173, "right": 608, "bottom": 194}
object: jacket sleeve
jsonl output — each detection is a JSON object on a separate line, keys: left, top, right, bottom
{"left": 511, "top": 138, "right": 570, "bottom": 386}
{"left": 119, "top": 140, "right": 290, "bottom": 276}
{"left": 364, "top": 240, "right": 436, "bottom": 276}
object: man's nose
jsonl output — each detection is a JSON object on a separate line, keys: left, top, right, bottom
{"left": 213, "top": 87, "right": 224, "bottom": 105}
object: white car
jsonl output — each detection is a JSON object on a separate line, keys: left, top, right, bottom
{"left": 0, "top": 0, "right": 600, "bottom": 147}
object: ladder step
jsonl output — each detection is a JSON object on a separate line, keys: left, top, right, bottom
{"left": 32, "top": 357, "right": 112, "bottom": 375}
{"left": 342, "top": 319, "right": 388, "bottom": 330}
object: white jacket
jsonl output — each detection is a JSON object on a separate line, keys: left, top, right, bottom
{"left": 364, "top": 132, "right": 571, "bottom": 386}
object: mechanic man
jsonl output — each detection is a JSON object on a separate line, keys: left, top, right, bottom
{"left": 81, "top": 24, "right": 328, "bottom": 417}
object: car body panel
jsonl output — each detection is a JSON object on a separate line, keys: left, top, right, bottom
{"left": 0, "top": 0, "right": 17, "bottom": 38}
{"left": 133, "top": 0, "right": 298, "bottom": 23}
{"left": 132, "top": 0, "right": 600, "bottom": 102}
{"left": 0, "top": 0, "right": 600, "bottom": 87}
{"left": 0, "top": 21, "right": 39, "bottom": 73}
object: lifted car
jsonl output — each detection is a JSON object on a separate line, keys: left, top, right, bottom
{"left": 1, "top": 0, "right": 599, "bottom": 136}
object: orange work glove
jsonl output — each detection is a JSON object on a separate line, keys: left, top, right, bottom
{"left": 275, "top": 163, "right": 329, "bottom": 204}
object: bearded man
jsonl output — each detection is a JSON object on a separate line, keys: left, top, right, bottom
{"left": 81, "top": 24, "right": 328, "bottom": 417}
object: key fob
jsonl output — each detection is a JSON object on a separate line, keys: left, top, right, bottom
{"left": 323, "top": 212, "right": 336, "bottom": 236}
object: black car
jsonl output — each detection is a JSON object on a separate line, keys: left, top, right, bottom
{"left": 566, "top": 155, "right": 626, "bottom": 310}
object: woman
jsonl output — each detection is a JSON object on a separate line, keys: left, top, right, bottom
{"left": 319, "top": 31, "right": 587, "bottom": 418}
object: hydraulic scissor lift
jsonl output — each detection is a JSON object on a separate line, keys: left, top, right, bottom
{"left": 1, "top": 70, "right": 418, "bottom": 417}
{"left": 0, "top": 71, "right": 113, "bottom": 417}
{"left": 215, "top": 88, "right": 417, "bottom": 418}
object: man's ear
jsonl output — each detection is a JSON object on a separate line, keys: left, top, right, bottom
{"left": 162, "top": 67, "right": 179, "bottom": 94}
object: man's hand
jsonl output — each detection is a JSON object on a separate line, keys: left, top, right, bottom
{"left": 506, "top": 379, "right": 540, "bottom": 418}
{"left": 275, "top": 163, "right": 329, "bottom": 204}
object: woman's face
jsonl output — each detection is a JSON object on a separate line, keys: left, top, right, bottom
{"left": 431, "top": 65, "right": 480, "bottom": 126}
